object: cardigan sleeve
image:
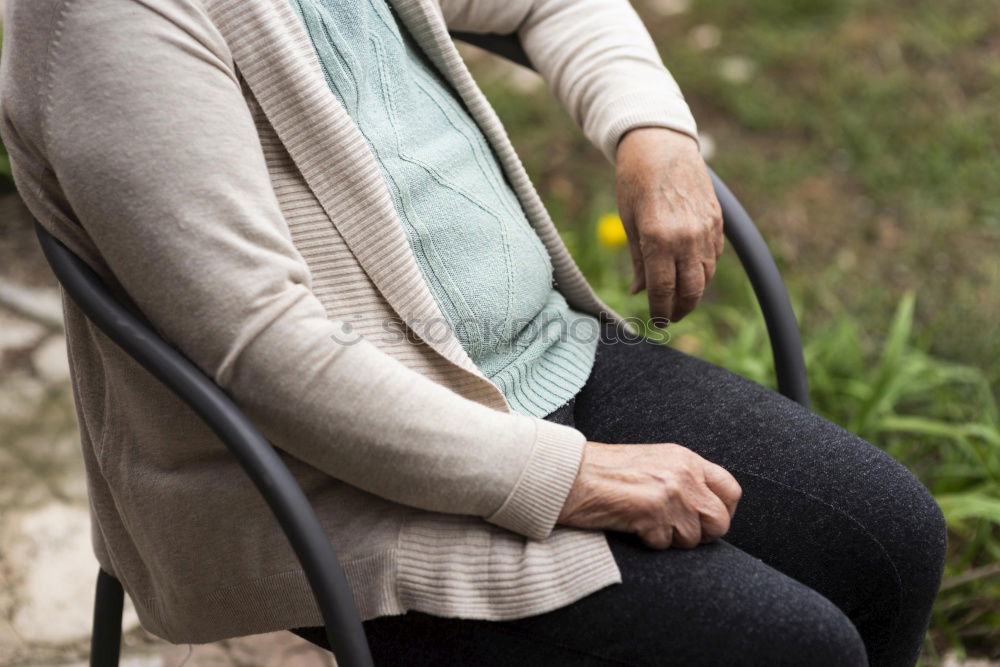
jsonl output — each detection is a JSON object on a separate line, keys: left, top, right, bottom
{"left": 18, "top": 0, "right": 584, "bottom": 542}
{"left": 439, "top": 0, "right": 699, "bottom": 163}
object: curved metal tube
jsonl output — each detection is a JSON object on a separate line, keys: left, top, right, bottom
{"left": 35, "top": 223, "right": 374, "bottom": 667}
{"left": 452, "top": 32, "right": 810, "bottom": 407}
{"left": 707, "top": 171, "right": 809, "bottom": 405}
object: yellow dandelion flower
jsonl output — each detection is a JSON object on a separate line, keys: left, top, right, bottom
{"left": 597, "top": 213, "right": 628, "bottom": 248}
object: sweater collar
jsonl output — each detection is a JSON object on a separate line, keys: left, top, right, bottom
{"left": 204, "top": 0, "right": 498, "bottom": 385}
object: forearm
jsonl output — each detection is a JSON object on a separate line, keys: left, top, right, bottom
{"left": 440, "top": 0, "right": 699, "bottom": 163}
{"left": 216, "top": 306, "right": 588, "bottom": 536}
{"left": 30, "top": 0, "right": 585, "bottom": 541}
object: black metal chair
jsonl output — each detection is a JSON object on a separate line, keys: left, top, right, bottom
{"left": 33, "top": 34, "right": 808, "bottom": 667}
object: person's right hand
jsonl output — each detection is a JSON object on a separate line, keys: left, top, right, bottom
{"left": 557, "top": 441, "right": 742, "bottom": 550}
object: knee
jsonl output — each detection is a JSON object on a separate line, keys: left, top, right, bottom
{"left": 805, "top": 602, "right": 869, "bottom": 667}
{"left": 874, "top": 455, "right": 948, "bottom": 586}
{"left": 765, "top": 588, "right": 869, "bottom": 667}
{"left": 910, "top": 477, "right": 948, "bottom": 572}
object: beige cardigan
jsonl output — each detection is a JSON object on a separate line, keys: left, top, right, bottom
{"left": 0, "top": 0, "right": 698, "bottom": 644}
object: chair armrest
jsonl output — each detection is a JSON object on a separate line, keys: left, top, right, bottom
{"left": 707, "top": 171, "right": 809, "bottom": 406}
{"left": 34, "top": 222, "right": 375, "bottom": 667}
{"left": 451, "top": 31, "right": 810, "bottom": 407}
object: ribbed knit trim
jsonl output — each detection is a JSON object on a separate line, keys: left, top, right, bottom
{"left": 491, "top": 310, "right": 600, "bottom": 418}
{"left": 398, "top": 513, "right": 622, "bottom": 620}
{"left": 590, "top": 87, "right": 699, "bottom": 165}
{"left": 485, "top": 416, "right": 587, "bottom": 541}
{"left": 134, "top": 551, "right": 403, "bottom": 643}
{"left": 124, "top": 519, "right": 622, "bottom": 644}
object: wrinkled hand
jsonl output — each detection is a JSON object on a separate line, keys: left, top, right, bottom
{"left": 558, "top": 441, "right": 742, "bottom": 550}
{"left": 615, "top": 127, "right": 724, "bottom": 324}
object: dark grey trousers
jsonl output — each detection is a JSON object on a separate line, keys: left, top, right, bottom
{"left": 292, "top": 322, "right": 947, "bottom": 666}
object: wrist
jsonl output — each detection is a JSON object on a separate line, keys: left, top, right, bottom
{"left": 618, "top": 126, "right": 699, "bottom": 162}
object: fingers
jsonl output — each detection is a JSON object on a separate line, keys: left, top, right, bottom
{"left": 698, "top": 492, "right": 732, "bottom": 543}
{"left": 615, "top": 127, "right": 724, "bottom": 323}
{"left": 642, "top": 255, "right": 707, "bottom": 323}
{"left": 639, "top": 486, "right": 726, "bottom": 550}
{"left": 637, "top": 218, "right": 718, "bottom": 323}
{"left": 702, "top": 258, "right": 717, "bottom": 285}
{"left": 630, "top": 265, "right": 646, "bottom": 296}
{"left": 639, "top": 524, "right": 673, "bottom": 551}
{"left": 636, "top": 468, "right": 732, "bottom": 550}
{"left": 713, "top": 224, "right": 725, "bottom": 260}
{"left": 621, "top": 206, "right": 647, "bottom": 296}
{"left": 710, "top": 196, "right": 725, "bottom": 261}
{"left": 642, "top": 245, "right": 676, "bottom": 326}
{"left": 702, "top": 461, "right": 743, "bottom": 518}
{"left": 671, "top": 510, "right": 703, "bottom": 549}
{"left": 573, "top": 441, "right": 738, "bottom": 552}
{"left": 672, "top": 259, "right": 706, "bottom": 322}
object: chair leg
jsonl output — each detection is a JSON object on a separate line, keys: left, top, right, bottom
{"left": 90, "top": 567, "right": 124, "bottom": 667}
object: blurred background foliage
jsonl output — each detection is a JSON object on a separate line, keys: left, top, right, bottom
{"left": 457, "top": 0, "right": 998, "bottom": 660}
{"left": 0, "top": 0, "right": 996, "bottom": 662}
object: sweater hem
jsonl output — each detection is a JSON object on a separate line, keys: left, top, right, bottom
{"left": 398, "top": 513, "right": 622, "bottom": 620}
{"left": 123, "top": 518, "right": 622, "bottom": 645}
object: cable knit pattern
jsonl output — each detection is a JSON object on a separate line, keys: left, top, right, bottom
{"left": 290, "top": 0, "right": 598, "bottom": 417}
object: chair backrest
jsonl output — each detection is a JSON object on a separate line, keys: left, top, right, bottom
{"left": 31, "top": 32, "right": 809, "bottom": 667}
{"left": 34, "top": 222, "right": 376, "bottom": 667}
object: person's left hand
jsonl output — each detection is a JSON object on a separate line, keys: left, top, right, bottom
{"left": 614, "top": 127, "right": 724, "bottom": 325}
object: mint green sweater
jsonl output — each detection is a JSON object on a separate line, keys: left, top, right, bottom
{"left": 290, "top": 0, "right": 599, "bottom": 417}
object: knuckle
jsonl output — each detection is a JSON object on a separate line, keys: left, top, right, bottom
{"left": 666, "top": 473, "right": 689, "bottom": 491}
{"left": 658, "top": 479, "right": 681, "bottom": 504}
{"left": 677, "top": 286, "right": 704, "bottom": 300}
{"left": 703, "top": 523, "right": 727, "bottom": 543}
{"left": 680, "top": 454, "right": 702, "bottom": 472}
{"left": 644, "top": 532, "right": 670, "bottom": 551}
{"left": 672, "top": 227, "right": 701, "bottom": 242}
{"left": 633, "top": 492, "right": 665, "bottom": 520}
{"left": 707, "top": 197, "right": 723, "bottom": 220}
{"left": 624, "top": 513, "right": 644, "bottom": 535}
{"left": 674, "top": 529, "right": 700, "bottom": 549}
{"left": 647, "top": 282, "right": 676, "bottom": 300}
{"left": 674, "top": 226, "right": 699, "bottom": 244}
{"left": 708, "top": 508, "right": 731, "bottom": 535}
{"left": 634, "top": 519, "right": 670, "bottom": 550}
{"left": 639, "top": 229, "right": 671, "bottom": 253}
{"left": 724, "top": 477, "right": 743, "bottom": 502}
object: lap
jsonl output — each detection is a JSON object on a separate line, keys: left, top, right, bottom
{"left": 356, "top": 532, "right": 865, "bottom": 667}
{"left": 569, "top": 324, "right": 944, "bottom": 661}
{"left": 292, "top": 325, "right": 944, "bottom": 666}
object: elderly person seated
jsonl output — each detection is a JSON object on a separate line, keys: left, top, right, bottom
{"left": 0, "top": 0, "right": 945, "bottom": 664}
